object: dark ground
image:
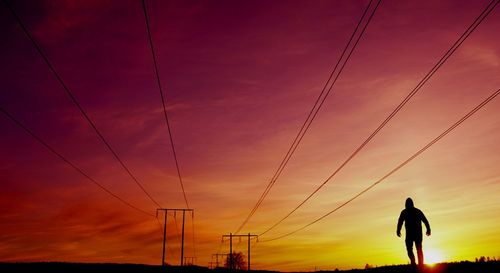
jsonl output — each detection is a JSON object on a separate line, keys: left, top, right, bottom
{"left": 0, "top": 261, "right": 499, "bottom": 273}
{"left": 334, "top": 261, "right": 500, "bottom": 273}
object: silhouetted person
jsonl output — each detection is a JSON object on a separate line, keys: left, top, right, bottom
{"left": 397, "top": 198, "right": 431, "bottom": 267}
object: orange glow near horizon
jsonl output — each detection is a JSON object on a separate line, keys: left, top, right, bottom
{"left": 1, "top": 0, "right": 499, "bottom": 271}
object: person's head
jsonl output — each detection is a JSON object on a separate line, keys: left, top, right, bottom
{"left": 405, "top": 197, "right": 414, "bottom": 208}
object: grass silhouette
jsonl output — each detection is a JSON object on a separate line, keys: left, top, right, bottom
{"left": 0, "top": 261, "right": 499, "bottom": 273}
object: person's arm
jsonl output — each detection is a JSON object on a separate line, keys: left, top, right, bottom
{"left": 421, "top": 211, "right": 431, "bottom": 236}
{"left": 397, "top": 211, "right": 404, "bottom": 237}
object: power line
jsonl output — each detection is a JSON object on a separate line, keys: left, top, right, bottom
{"left": 0, "top": 106, "right": 155, "bottom": 218}
{"left": 3, "top": 105, "right": 167, "bottom": 253}
{"left": 141, "top": 0, "right": 197, "bottom": 261}
{"left": 261, "top": 87, "right": 500, "bottom": 242}
{"left": 3, "top": 0, "right": 163, "bottom": 208}
{"left": 235, "top": 0, "right": 380, "bottom": 234}
{"left": 234, "top": 0, "right": 382, "bottom": 234}
{"left": 257, "top": 0, "right": 499, "bottom": 236}
{"left": 141, "top": 0, "right": 190, "bottom": 208}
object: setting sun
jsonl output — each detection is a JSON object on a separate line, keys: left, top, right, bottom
{"left": 425, "top": 249, "right": 445, "bottom": 265}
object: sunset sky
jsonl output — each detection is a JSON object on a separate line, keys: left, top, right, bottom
{"left": 1, "top": 0, "right": 499, "bottom": 271}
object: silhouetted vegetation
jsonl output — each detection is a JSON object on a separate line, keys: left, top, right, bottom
{"left": 0, "top": 260, "right": 499, "bottom": 273}
{"left": 326, "top": 260, "right": 500, "bottom": 273}
{"left": 225, "top": 252, "right": 247, "bottom": 270}
{"left": 0, "top": 262, "right": 204, "bottom": 273}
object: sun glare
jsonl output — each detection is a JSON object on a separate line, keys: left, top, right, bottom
{"left": 425, "top": 249, "right": 445, "bottom": 265}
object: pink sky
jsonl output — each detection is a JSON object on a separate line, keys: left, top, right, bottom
{"left": 1, "top": 0, "right": 499, "bottom": 270}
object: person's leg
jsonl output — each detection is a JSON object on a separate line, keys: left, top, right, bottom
{"left": 416, "top": 240, "right": 423, "bottom": 266}
{"left": 405, "top": 239, "right": 416, "bottom": 265}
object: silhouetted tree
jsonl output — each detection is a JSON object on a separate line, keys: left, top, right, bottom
{"left": 225, "top": 252, "right": 246, "bottom": 270}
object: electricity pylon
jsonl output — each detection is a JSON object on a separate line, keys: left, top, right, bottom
{"left": 157, "top": 208, "right": 194, "bottom": 266}
{"left": 222, "top": 233, "right": 258, "bottom": 271}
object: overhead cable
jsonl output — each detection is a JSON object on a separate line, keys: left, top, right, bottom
{"left": 141, "top": 0, "right": 190, "bottom": 208}
{"left": 258, "top": 0, "right": 499, "bottom": 236}
{"left": 235, "top": 0, "right": 382, "bottom": 234}
{"left": 0, "top": 107, "right": 155, "bottom": 217}
{"left": 3, "top": 0, "right": 163, "bottom": 208}
{"left": 261, "top": 87, "right": 500, "bottom": 242}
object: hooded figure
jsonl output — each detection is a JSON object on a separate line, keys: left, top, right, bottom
{"left": 397, "top": 198, "right": 431, "bottom": 267}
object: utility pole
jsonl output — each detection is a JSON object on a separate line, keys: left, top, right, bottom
{"left": 161, "top": 209, "right": 167, "bottom": 266}
{"left": 183, "top": 256, "right": 196, "bottom": 265}
{"left": 222, "top": 233, "right": 258, "bottom": 271}
{"left": 181, "top": 210, "right": 186, "bottom": 266}
{"left": 157, "top": 208, "right": 194, "bottom": 267}
{"left": 230, "top": 233, "right": 232, "bottom": 269}
{"left": 212, "top": 253, "right": 229, "bottom": 268}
